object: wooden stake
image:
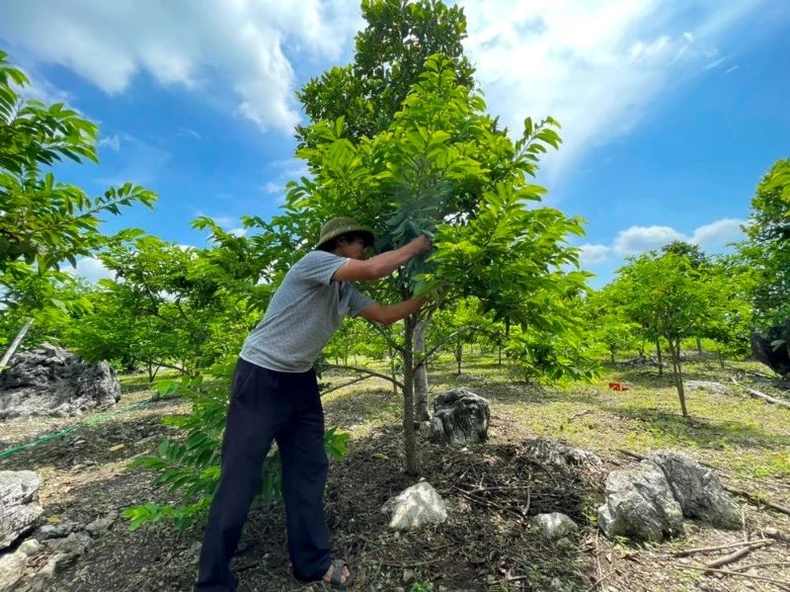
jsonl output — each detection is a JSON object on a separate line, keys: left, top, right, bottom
{"left": 0, "top": 317, "right": 33, "bottom": 368}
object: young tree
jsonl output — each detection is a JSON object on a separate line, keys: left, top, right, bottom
{"left": 279, "top": 53, "right": 587, "bottom": 474}
{"left": 584, "top": 285, "right": 640, "bottom": 364}
{"left": 661, "top": 241, "right": 709, "bottom": 353}
{"left": 615, "top": 253, "right": 710, "bottom": 416}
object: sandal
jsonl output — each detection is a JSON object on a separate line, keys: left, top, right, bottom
{"left": 323, "top": 559, "right": 354, "bottom": 589}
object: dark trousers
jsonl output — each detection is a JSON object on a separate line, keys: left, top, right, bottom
{"left": 194, "top": 358, "right": 331, "bottom": 591}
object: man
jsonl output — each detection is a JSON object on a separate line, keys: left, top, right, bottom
{"left": 195, "top": 217, "right": 432, "bottom": 591}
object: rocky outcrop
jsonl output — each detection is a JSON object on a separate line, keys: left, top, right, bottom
{"left": 0, "top": 343, "right": 120, "bottom": 419}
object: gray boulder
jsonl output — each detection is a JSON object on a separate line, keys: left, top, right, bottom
{"left": 522, "top": 438, "right": 604, "bottom": 473}
{"left": 598, "top": 461, "right": 684, "bottom": 542}
{"left": 0, "top": 343, "right": 120, "bottom": 419}
{"left": 0, "top": 471, "right": 43, "bottom": 550}
{"left": 381, "top": 481, "right": 448, "bottom": 530}
{"left": 649, "top": 451, "right": 740, "bottom": 529}
{"left": 430, "top": 388, "right": 489, "bottom": 446}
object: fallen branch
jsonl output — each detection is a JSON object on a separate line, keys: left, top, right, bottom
{"left": 732, "top": 561, "right": 790, "bottom": 572}
{"left": 671, "top": 539, "right": 768, "bottom": 558}
{"left": 704, "top": 540, "right": 771, "bottom": 569}
{"left": 729, "top": 376, "right": 790, "bottom": 409}
{"left": 724, "top": 486, "right": 790, "bottom": 517}
{"left": 678, "top": 565, "right": 790, "bottom": 591}
{"left": 454, "top": 486, "right": 525, "bottom": 520}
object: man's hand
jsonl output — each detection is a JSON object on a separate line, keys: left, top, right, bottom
{"left": 410, "top": 235, "right": 432, "bottom": 255}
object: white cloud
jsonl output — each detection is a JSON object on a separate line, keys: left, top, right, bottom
{"left": 229, "top": 227, "right": 247, "bottom": 238}
{"left": 98, "top": 134, "right": 121, "bottom": 151}
{"left": 462, "top": 0, "right": 762, "bottom": 181}
{"left": 612, "top": 218, "right": 746, "bottom": 256}
{"left": 613, "top": 225, "right": 686, "bottom": 256}
{"left": 71, "top": 257, "right": 115, "bottom": 283}
{"left": 262, "top": 158, "right": 311, "bottom": 203}
{"left": 578, "top": 244, "right": 610, "bottom": 265}
{"left": 691, "top": 218, "right": 745, "bottom": 248}
{"left": 0, "top": 1, "right": 363, "bottom": 134}
{"left": 0, "top": 0, "right": 762, "bottom": 172}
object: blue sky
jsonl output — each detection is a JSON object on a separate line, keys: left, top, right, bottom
{"left": 1, "top": 0, "right": 788, "bottom": 288}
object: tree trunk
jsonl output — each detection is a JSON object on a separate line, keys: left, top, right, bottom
{"left": 0, "top": 318, "right": 34, "bottom": 367}
{"left": 455, "top": 341, "right": 462, "bottom": 375}
{"left": 498, "top": 344, "right": 502, "bottom": 366}
{"left": 696, "top": 336, "right": 703, "bottom": 355}
{"left": 611, "top": 350, "right": 616, "bottom": 364}
{"left": 414, "top": 319, "right": 430, "bottom": 422}
{"left": 402, "top": 315, "right": 418, "bottom": 476}
{"left": 669, "top": 339, "right": 688, "bottom": 417}
{"left": 656, "top": 338, "right": 663, "bottom": 377}
{"left": 388, "top": 345, "right": 398, "bottom": 397}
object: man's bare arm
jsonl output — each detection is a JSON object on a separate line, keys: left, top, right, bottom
{"left": 332, "top": 236, "right": 431, "bottom": 282}
{"left": 358, "top": 297, "right": 429, "bottom": 326}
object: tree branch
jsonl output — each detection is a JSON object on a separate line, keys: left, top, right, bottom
{"left": 322, "top": 364, "right": 404, "bottom": 391}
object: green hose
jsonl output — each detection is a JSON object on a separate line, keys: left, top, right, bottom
{"left": 0, "top": 399, "right": 154, "bottom": 460}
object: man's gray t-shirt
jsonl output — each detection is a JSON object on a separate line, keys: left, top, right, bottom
{"left": 239, "top": 250, "right": 375, "bottom": 373}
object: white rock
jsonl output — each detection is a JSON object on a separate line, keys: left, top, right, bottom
{"left": 0, "top": 550, "right": 27, "bottom": 592}
{"left": 533, "top": 512, "right": 579, "bottom": 541}
{"left": 381, "top": 482, "right": 448, "bottom": 530}
{"left": 19, "top": 539, "right": 42, "bottom": 556}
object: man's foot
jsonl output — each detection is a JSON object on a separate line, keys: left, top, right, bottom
{"left": 322, "top": 559, "right": 353, "bottom": 589}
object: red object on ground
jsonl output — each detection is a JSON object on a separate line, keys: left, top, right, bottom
{"left": 608, "top": 382, "right": 629, "bottom": 391}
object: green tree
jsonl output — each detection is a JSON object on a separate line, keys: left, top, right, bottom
{"left": 280, "top": 52, "right": 588, "bottom": 474}
{"left": 296, "top": 0, "right": 473, "bottom": 148}
{"left": 737, "top": 159, "right": 790, "bottom": 368}
{"left": 615, "top": 252, "right": 710, "bottom": 416}
{"left": 703, "top": 253, "right": 754, "bottom": 367}
{"left": 0, "top": 51, "right": 156, "bottom": 281}
{"left": 584, "top": 286, "right": 640, "bottom": 364}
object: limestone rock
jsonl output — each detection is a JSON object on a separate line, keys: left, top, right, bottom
{"left": 533, "top": 512, "right": 579, "bottom": 541}
{"left": 18, "top": 539, "right": 42, "bottom": 556}
{"left": 598, "top": 461, "right": 684, "bottom": 542}
{"left": 0, "top": 550, "right": 27, "bottom": 592}
{"left": 648, "top": 451, "right": 740, "bottom": 529}
{"left": 522, "top": 438, "right": 604, "bottom": 473}
{"left": 685, "top": 381, "right": 729, "bottom": 395}
{"left": 382, "top": 481, "right": 447, "bottom": 530}
{"left": 0, "top": 343, "right": 120, "bottom": 419}
{"left": 0, "top": 471, "right": 43, "bottom": 550}
{"left": 430, "top": 388, "right": 490, "bottom": 446}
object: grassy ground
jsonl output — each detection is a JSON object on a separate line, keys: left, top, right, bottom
{"left": 1, "top": 353, "right": 788, "bottom": 591}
